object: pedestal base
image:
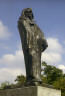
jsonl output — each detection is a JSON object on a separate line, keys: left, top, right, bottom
{"left": 0, "top": 86, "right": 61, "bottom": 96}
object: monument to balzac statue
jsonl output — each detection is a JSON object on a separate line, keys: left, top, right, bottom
{"left": 0, "top": 8, "right": 61, "bottom": 96}
{"left": 18, "top": 8, "right": 48, "bottom": 86}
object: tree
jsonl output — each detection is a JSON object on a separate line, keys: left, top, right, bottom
{"left": 42, "top": 62, "right": 63, "bottom": 84}
{"left": 41, "top": 62, "right": 65, "bottom": 96}
{"left": 15, "top": 74, "right": 26, "bottom": 84}
{"left": 53, "top": 78, "right": 65, "bottom": 96}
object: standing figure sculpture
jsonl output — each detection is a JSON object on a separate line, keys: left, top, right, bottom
{"left": 18, "top": 8, "right": 48, "bottom": 86}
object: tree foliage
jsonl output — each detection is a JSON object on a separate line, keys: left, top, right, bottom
{"left": 53, "top": 78, "right": 65, "bottom": 96}
{"left": 42, "top": 62, "right": 63, "bottom": 84}
{"left": 41, "top": 62, "right": 65, "bottom": 96}
{"left": 15, "top": 74, "right": 26, "bottom": 84}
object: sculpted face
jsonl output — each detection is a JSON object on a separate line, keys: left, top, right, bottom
{"left": 24, "top": 8, "right": 33, "bottom": 20}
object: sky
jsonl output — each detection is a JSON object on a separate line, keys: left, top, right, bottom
{"left": 0, "top": 0, "right": 65, "bottom": 84}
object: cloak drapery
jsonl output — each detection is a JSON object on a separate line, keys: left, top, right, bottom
{"left": 18, "top": 8, "right": 48, "bottom": 85}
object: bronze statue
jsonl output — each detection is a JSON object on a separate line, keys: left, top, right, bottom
{"left": 18, "top": 8, "right": 48, "bottom": 86}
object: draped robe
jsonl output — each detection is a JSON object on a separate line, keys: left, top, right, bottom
{"left": 18, "top": 17, "right": 48, "bottom": 85}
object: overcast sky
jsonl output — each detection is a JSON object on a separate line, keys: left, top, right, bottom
{"left": 0, "top": 0, "right": 65, "bottom": 84}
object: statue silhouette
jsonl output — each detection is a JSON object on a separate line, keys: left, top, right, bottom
{"left": 18, "top": 8, "right": 48, "bottom": 86}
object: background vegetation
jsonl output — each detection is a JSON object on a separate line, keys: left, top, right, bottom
{"left": 0, "top": 62, "right": 65, "bottom": 96}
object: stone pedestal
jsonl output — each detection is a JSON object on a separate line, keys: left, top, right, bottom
{"left": 0, "top": 86, "right": 61, "bottom": 96}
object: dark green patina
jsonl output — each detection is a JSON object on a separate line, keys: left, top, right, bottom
{"left": 18, "top": 8, "right": 48, "bottom": 86}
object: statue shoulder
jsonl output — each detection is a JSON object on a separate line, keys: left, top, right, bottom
{"left": 18, "top": 18, "right": 27, "bottom": 29}
{"left": 18, "top": 17, "right": 26, "bottom": 24}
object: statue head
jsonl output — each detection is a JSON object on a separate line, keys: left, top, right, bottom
{"left": 21, "top": 8, "right": 34, "bottom": 20}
